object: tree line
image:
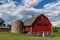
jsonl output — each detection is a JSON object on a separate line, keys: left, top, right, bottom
{"left": 0, "top": 18, "right": 11, "bottom": 27}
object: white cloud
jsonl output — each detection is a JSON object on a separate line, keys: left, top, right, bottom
{"left": 44, "top": 2, "right": 60, "bottom": 9}
{"left": 51, "top": 21, "right": 60, "bottom": 26}
{"left": 41, "top": 1, "right": 60, "bottom": 26}
{"left": 0, "top": 0, "right": 6, "bottom": 3}
{"left": 0, "top": 2, "right": 17, "bottom": 15}
{"left": 0, "top": 0, "right": 60, "bottom": 27}
{"left": 22, "top": 0, "right": 43, "bottom": 7}
{"left": 0, "top": 0, "right": 43, "bottom": 24}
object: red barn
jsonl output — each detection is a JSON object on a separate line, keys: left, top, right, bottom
{"left": 24, "top": 14, "right": 52, "bottom": 37}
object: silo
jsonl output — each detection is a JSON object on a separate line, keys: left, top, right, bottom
{"left": 11, "top": 20, "right": 24, "bottom": 33}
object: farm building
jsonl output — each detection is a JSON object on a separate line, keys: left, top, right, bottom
{"left": 11, "top": 20, "right": 24, "bottom": 33}
{"left": 0, "top": 26, "right": 9, "bottom": 32}
{"left": 24, "top": 14, "right": 52, "bottom": 37}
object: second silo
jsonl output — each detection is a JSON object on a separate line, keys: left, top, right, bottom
{"left": 11, "top": 20, "right": 23, "bottom": 33}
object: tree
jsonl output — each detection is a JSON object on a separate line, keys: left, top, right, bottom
{"left": 3, "top": 24, "right": 6, "bottom": 26}
{"left": 53, "top": 27, "right": 58, "bottom": 32}
{"left": 7, "top": 24, "right": 11, "bottom": 27}
{"left": 0, "top": 18, "right": 5, "bottom": 26}
{"left": 7, "top": 24, "right": 11, "bottom": 30}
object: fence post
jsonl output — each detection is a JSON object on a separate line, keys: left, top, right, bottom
{"left": 43, "top": 32, "right": 45, "bottom": 37}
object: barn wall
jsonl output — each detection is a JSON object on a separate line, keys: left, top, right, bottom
{"left": 26, "top": 14, "right": 52, "bottom": 37}
{"left": 32, "top": 15, "right": 52, "bottom": 32}
{"left": 27, "top": 26, "right": 32, "bottom": 32}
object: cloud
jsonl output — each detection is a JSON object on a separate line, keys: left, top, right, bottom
{"left": 22, "top": 0, "right": 43, "bottom": 7}
{"left": 51, "top": 21, "right": 60, "bottom": 27}
{"left": 40, "top": 1, "right": 60, "bottom": 26}
{"left": 0, "top": 1, "right": 17, "bottom": 24}
{"left": 0, "top": 0, "right": 43, "bottom": 24}
{"left": 0, "top": 0, "right": 60, "bottom": 26}
{"left": 0, "top": 0, "right": 6, "bottom": 3}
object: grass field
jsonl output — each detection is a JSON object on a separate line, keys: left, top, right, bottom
{"left": 0, "top": 28, "right": 60, "bottom": 40}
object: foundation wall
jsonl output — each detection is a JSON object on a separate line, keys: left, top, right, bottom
{"left": 28, "top": 32, "right": 51, "bottom": 37}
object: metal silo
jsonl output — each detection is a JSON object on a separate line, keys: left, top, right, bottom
{"left": 11, "top": 20, "right": 23, "bottom": 33}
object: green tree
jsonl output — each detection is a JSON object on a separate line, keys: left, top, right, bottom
{"left": 0, "top": 18, "right": 5, "bottom": 26}
{"left": 3, "top": 24, "right": 6, "bottom": 26}
{"left": 53, "top": 27, "right": 58, "bottom": 32}
{"left": 7, "top": 24, "right": 11, "bottom": 27}
{"left": 7, "top": 24, "right": 11, "bottom": 30}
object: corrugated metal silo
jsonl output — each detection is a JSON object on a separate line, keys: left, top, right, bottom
{"left": 11, "top": 20, "right": 23, "bottom": 33}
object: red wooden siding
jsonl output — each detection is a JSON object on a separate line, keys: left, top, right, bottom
{"left": 27, "top": 14, "right": 52, "bottom": 32}
{"left": 27, "top": 26, "right": 32, "bottom": 32}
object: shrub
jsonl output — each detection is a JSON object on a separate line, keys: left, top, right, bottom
{"left": 53, "top": 27, "right": 58, "bottom": 32}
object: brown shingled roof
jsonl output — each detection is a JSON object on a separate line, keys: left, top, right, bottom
{"left": 24, "top": 17, "right": 36, "bottom": 26}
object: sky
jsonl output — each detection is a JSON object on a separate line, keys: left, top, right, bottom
{"left": 0, "top": 0, "right": 60, "bottom": 26}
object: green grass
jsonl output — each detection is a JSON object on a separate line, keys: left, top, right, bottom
{"left": 0, "top": 28, "right": 60, "bottom": 40}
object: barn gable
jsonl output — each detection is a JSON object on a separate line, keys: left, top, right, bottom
{"left": 32, "top": 14, "right": 52, "bottom": 32}
{"left": 32, "top": 14, "right": 51, "bottom": 26}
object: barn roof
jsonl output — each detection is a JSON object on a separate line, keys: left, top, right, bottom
{"left": 24, "top": 14, "right": 48, "bottom": 26}
{"left": 24, "top": 17, "right": 36, "bottom": 26}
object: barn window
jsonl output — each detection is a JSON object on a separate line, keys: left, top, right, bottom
{"left": 37, "top": 24, "right": 48, "bottom": 26}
